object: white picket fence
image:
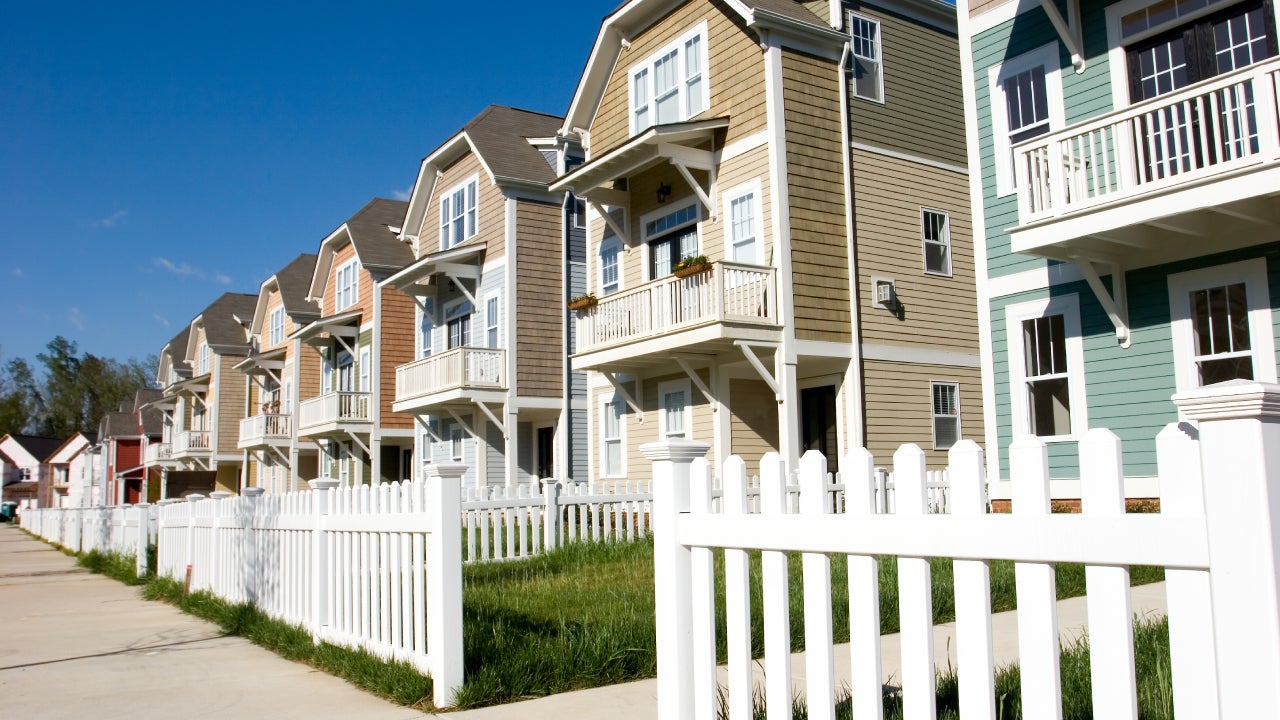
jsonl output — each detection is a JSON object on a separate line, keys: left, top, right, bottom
{"left": 20, "top": 504, "right": 155, "bottom": 576}
{"left": 648, "top": 381, "right": 1280, "bottom": 719}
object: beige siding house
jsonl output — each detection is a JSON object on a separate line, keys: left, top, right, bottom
{"left": 552, "top": 0, "right": 983, "bottom": 483}
{"left": 385, "top": 105, "right": 587, "bottom": 489}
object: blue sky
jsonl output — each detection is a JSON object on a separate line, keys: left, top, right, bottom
{"left": 1, "top": 1, "right": 617, "bottom": 371}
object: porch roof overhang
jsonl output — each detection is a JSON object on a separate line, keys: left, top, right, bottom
{"left": 290, "top": 309, "right": 362, "bottom": 346}
{"left": 171, "top": 373, "right": 210, "bottom": 397}
{"left": 145, "top": 393, "right": 179, "bottom": 412}
{"left": 382, "top": 243, "right": 487, "bottom": 298}
{"left": 550, "top": 117, "right": 729, "bottom": 199}
{"left": 233, "top": 347, "right": 287, "bottom": 375}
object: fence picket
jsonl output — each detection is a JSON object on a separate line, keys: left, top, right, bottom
{"left": 760, "top": 452, "right": 793, "bottom": 720}
{"left": 721, "top": 456, "right": 754, "bottom": 720}
{"left": 800, "top": 451, "right": 836, "bottom": 720}
{"left": 1010, "top": 436, "right": 1063, "bottom": 720}
{"left": 949, "top": 440, "right": 995, "bottom": 720}
{"left": 843, "top": 448, "right": 884, "bottom": 720}
{"left": 688, "top": 457, "right": 718, "bottom": 719}
{"left": 893, "top": 444, "right": 936, "bottom": 720}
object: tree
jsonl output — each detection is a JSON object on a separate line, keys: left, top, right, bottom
{"left": 0, "top": 359, "right": 41, "bottom": 436}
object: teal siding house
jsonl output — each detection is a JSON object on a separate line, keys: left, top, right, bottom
{"left": 957, "top": 0, "right": 1280, "bottom": 500}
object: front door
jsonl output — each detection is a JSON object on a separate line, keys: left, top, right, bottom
{"left": 801, "top": 385, "right": 839, "bottom": 472}
{"left": 536, "top": 426, "right": 555, "bottom": 480}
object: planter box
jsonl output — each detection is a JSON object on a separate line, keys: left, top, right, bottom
{"left": 673, "top": 262, "right": 711, "bottom": 279}
{"left": 567, "top": 297, "right": 598, "bottom": 311}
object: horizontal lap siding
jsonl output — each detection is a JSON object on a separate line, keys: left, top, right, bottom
{"left": 611, "top": 370, "right": 715, "bottom": 481}
{"left": 297, "top": 340, "right": 322, "bottom": 403}
{"left": 862, "top": 360, "right": 984, "bottom": 470}
{"left": 729, "top": 378, "right": 778, "bottom": 477}
{"left": 215, "top": 355, "right": 247, "bottom": 456}
{"left": 783, "top": 48, "right": 851, "bottom": 342}
{"left": 516, "top": 200, "right": 564, "bottom": 398}
{"left": 970, "top": 0, "right": 1014, "bottom": 20}
{"left": 418, "top": 152, "right": 505, "bottom": 260}
{"left": 852, "top": 149, "right": 979, "bottom": 352}
{"left": 379, "top": 286, "right": 415, "bottom": 428}
{"left": 590, "top": 0, "right": 766, "bottom": 155}
{"left": 847, "top": 2, "right": 967, "bottom": 168}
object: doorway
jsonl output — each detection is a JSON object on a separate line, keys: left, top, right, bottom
{"left": 801, "top": 385, "right": 839, "bottom": 472}
{"left": 536, "top": 426, "right": 555, "bottom": 480}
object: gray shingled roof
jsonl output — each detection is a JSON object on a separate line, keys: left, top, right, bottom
{"left": 276, "top": 253, "right": 320, "bottom": 317}
{"left": 133, "top": 389, "right": 164, "bottom": 437}
{"left": 7, "top": 435, "right": 64, "bottom": 463}
{"left": 345, "top": 199, "right": 414, "bottom": 270}
{"left": 100, "top": 412, "right": 140, "bottom": 438}
{"left": 200, "top": 293, "right": 258, "bottom": 351}
{"left": 165, "top": 326, "right": 191, "bottom": 367}
{"left": 463, "top": 105, "right": 565, "bottom": 185}
{"left": 741, "top": 0, "right": 828, "bottom": 27}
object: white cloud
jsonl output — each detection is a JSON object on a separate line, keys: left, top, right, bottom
{"left": 391, "top": 186, "right": 412, "bottom": 201}
{"left": 153, "top": 313, "right": 170, "bottom": 328}
{"left": 213, "top": 272, "right": 232, "bottom": 285}
{"left": 95, "top": 210, "right": 128, "bottom": 228}
{"left": 11, "top": 267, "right": 22, "bottom": 278}
{"left": 153, "top": 257, "right": 203, "bottom": 278}
{"left": 68, "top": 307, "right": 86, "bottom": 331}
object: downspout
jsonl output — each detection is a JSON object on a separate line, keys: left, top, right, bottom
{"left": 837, "top": 38, "right": 868, "bottom": 454}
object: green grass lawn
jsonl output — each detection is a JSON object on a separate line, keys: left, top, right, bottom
{"left": 457, "top": 535, "right": 1166, "bottom": 708}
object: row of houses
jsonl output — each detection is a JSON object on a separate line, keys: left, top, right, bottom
{"left": 16, "top": 0, "right": 1277, "bottom": 507}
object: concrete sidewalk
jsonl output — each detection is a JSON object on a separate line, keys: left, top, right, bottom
{"left": 0, "top": 524, "right": 1168, "bottom": 719}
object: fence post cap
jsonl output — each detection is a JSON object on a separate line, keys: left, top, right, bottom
{"left": 156, "top": 498, "right": 185, "bottom": 505}
{"left": 422, "top": 463, "right": 468, "bottom": 480}
{"left": 209, "top": 491, "right": 233, "bottom": 500}
{"left": 640, "top": 439, "right": 711, "bottom": 462}
{"left": 242, "top": 487, "right": 266, "bottom": 497}
{"left": 1173, "top": 380, "right": 1280, "bottom": 421}
{"left": 307, "top": 479, "right": 340, "bottom": 490}
{"left": 186, "top": 494, "right": 206, "bottom": 500}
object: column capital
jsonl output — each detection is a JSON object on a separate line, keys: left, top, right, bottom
{"left": 307, "top": 479, "right": 339, "bottom": 490}
{"left": 640, "top": 440, "right": 711, "bottom": 463}
{"left": 1173, "top": 380, "right": 1280, "bottom": 422}
{"left": 242, "top": 487, "right": 266, "bottom": 497}
{"left": 422, "top": 463, "right": 469, "bottom": 481}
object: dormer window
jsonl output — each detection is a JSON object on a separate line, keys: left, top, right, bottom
{"left": 269, "top": 306, "right": 285, "bottom": 346}
{"left": 334, "top": 259, "right": 359, "bottom": 312}
{"left": 629, "top": 23, "right": 709, "bottom": 135}
{"left": 441, "top": 176, "right": 478, "bottom": 249}
{"left": 197, "top": 341, "right": 209, "bottom": 376}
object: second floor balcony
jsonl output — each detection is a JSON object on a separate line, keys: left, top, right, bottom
{"left": 393, "top": 347, "right": 506, "bottom": 414}
{"left": 238, "top": 413, "right": 292, "bottom": 449}
{"left": 1010, "top": 57, "right": 1280, "bottom": 266}
{"left": 297, "top": 392, "right": 372, "bottom": 437}
{"left": 572, "top": 261, "right": 781, "bottom": 370}
{"left": 143, "top": 442, "right": 179, "bottom": 468}
{"left": 173, "top": 431, "right": 211, "bottom": 457}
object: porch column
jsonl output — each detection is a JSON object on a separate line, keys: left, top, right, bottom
{"left": 504, "top": 404, "right": 519, "bottom": 489}
{"left": 370, "top": 434, "right": 382, "bottom": 485}
{"left": 776, "top": 354, "right": 801, "bottom": 476}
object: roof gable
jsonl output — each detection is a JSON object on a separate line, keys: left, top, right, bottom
{"left": 250, "top": 253, "right": 320, "bottom": 335}
{"left": 0, "top": 434, "right": 63, "bottom": 465}
{"left": 308, "top": 199, "right": 412, "bottom": 302}
{"left": 184, "top": 293, "right": 257, "bottom": 360}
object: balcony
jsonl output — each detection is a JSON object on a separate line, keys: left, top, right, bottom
{"left": 573, "top": 261, "right": 781, "bottom": 370}
{"left": 393, "top": 348, "right": 506, "bottom": 414}
{"left": 143, "top": 442, "right": 179, "bottom": 468}
{"left": 1011, "top": 57, "right": 1280, "bottom": 266}
{"left": 297, "top": 392, "right": 372, "bottom": 437}
{"left": 238, "top": 413, "right": 292, "bottom": 449}
{"left": 173, "top": 431, "right": 211, "bottom": 457}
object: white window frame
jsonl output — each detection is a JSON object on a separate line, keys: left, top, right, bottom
{"left": 269, "top": 306, "right": 285, "bottom": 347}
{"left": 451, "top": 427, "right": 465, "bottom": 462}
{"left": 1105, "top": 0, "right": 1240, "bottom": 108}
{"left": 334, "top": 259, "right": 359, "bottom": 312}
{"left": 439, "top": 175, "right": 479, "bottom": 250}
{"left": 930, "top": 381, "right": 962, "bottom": 450}
{"left": 988, "top": 42, "right": 1066, "bottom": 197}
{"left": 1168, "top": 257, "right": 1277, "bottom": 393}
{"left": 484, "top": 293, "right": 500, "bottom": 348}
{"left": 628, "top": 22, "right": 710, "bottom": 136}
{"left": 600, "top": 394, "right": 626, "bottom": 478}
{"left": 599, "top": 235, "right": 622, "bottom": 296}
{"left": 640, "top": 200, "right": 702, "bottom": 282}
{"left": 197, "top": 341, "right": 209, "bottom": 376}
{"left": 572, "top": 195, "right": 586, "bottom": 229}
{"left": 418, "top": 297, "right": 435, "bottom": 359}
{"left": 338, "top": 442, "right": 351, "bottom": 486}
{"left": 724, "top": 180, "right": 763, "bottom": 265}
{"left": 444, "top": 299, "right": 473, "bottom": 349}
{"left": 658, "top": 378, "right": 692, "bottom": 441}
{"left": 921, "top": 208, "right": 953, "bottom": 277}
{"left": 1004, "top": 293, "right": 1089, "bottom": 441}
{"left": 358, "top": 347, "right": 371, "bottom": 393}
{"left": 848, "top": 11, "right": 886, "bottom": 103}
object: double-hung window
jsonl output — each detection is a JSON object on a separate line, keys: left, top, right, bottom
{"left": 658, "top": 379, "right": 691, "bottom": 440}
{"left": 269, "top": 306, "right": 285, "bottom": 347}
{"left": 445, "top": 301, "right": 472, "bottom": 349}
{"left": 989, "top": 43, "right": 1065, "bottom": 195}
{"left": 440, "top": 176, "right": 478, "bottom": 249}
{"left": 931, "top": 382, "right": 961, "bottom": 450}
{"left": 726, "top": 182, "right": 761, "bottom": 264}
{"left": 1006, "top": 294, "right": 1087, "bottom": 440}
{"left": 334, "top": 259, "right": 359, "bottom": 311}
{"left": 600, "top": 237, "right": 621, "bottom": 295}
{"left": 601, "top": 395, "right": 625, "bottom": 477}
{"left": 922, "top": 209, "right": 951, "bottom": 275}
{"left": 1168, "top": 258, "right": 1278, "bottom": 391}
{"left": 451, "top": 428, "right": 464, "bottom": 462}
{"left": 485, "top": 295, "right": 500, "bottom": 348}
{"left": 358, "top": 348, "right": 371, "bottom": 393}
{"left": 418, "top": 298, "right": 435, "bottom": 359}
{"left": 629, "top": 23, "right": 709, "bottom": 135}
{"left": 197, "top": 342, "right": 209, "bottom": 375}
{"left": 849, "top": 12, "right": 884, "bottom": 102}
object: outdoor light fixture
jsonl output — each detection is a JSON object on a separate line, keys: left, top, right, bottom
{"left": 656, "top": 182, "right": 672, "bottom": 204}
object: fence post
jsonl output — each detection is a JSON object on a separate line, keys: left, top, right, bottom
{"left": 1174, "top": 381, "right": 1280, "bottom": 717}
{"left": 308, "top": 479, "right": 338, "bottom": 645}
{"left": 423, "top": 462, "right": 467, "bottom": 708}
{"left": 242, "top": 487, "right": 265, "bottom": 605}
{"left": 641, "top": 439, "right": 710, "bottom": 720}
{"left": 134, "top": 504, "right": 149, "bottom": 577}
{"left": 185, "top": 494, "right": 204, "bottom": 592}
{"left": 543, "top": 479, "right": 561, "bottom": 552}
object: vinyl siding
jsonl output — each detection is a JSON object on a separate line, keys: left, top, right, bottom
{"left": 486, "top": 421, "right": 505, "bottom": 487}
{"left": 862, "top": 360, "right": 985, "bottom": 470}
{"left": 379, "top": 285, "right": 415, "bottom": 428}
{"left": 590, "top": 0, "right": 767, "bottom": 155}
{"left": 846, "top": 2, "right": 967, "bottom": 168}
{"left": 569, "top": 406, "right": 588, "bottom": 484}
{"left": 783, "top": 47, "right": 852, "bottom": 342}
{"left": 417, "top": 151, "right": 505, "bottom": 260}
{"left": 607, "top": 370, "right": 714, "bottom": 481}
{"left": 729, "top": 378, "right": 779, "bottom": 477}
{"left": 852, "top": 148, "right": 979, "bottom": 351}
{"left": 215, "top": 355, "right": 247, "bottom": 456}
{"left": 515, "top": 199, "right": 564, "bottom": 398}
{"left": 970, "top": 0, "right": 1014, "bottom": 19}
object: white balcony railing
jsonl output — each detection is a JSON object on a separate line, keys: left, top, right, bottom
{"left": 298, "top": 392, "right": 372, "bottom": 431}
{"left": 395, "top": 347, "right": 506, "bottom": 404}
{"left": 174, "top": 431, "right": 211, "bottom": 454}
{"left": 143, "top": 443, "right": 173, "bottom": 465}
{"left": 238, "top": 413, "right": 292, "bottom": 444}
{"left": 576, "top": 261, "right": 777, "bottom": 354}
{"left": 1014, "top": 57, "right": 1280, "bottom": 224}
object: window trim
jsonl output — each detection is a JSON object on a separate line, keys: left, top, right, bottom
{"left": 450, "top": 427, "right": 465, "bottom": 462}
{"left": 657, "top": 378, "right": 693, "bottom": 441}
{"left": 988, "top": 42, "right": 1067, "bottom": 197}
{"left": 269, "top": 306, "right": 286, "bottom": 347}
{"left": 723, "top": 180, "right": 764, "bottom": 265}
{"left": 334, "top": 258, "right": 359, "bottom": 312}
{"left": 1167, "top": 257, "right": 1278, "bottom": 393}
{"left": 572, "top": 195, "right": 587, "bottom": 230}
{"left": 439, "top": 174, "right": 479, "bottom": 250}
{"left": 628, "top": 21, "right": 710, "bottom": 136}
{"left": 358, "top": 347, "right": 371, "bottom": 393}
{"left": 484, "top": 292, "right": 500, "bottom": 348}
{"left": 600, "top": 393, "right": 627, "bottom": 479}
{"left": 930, "top": 381, "right": 962, "bottom": 450}
{"left": 921, "top": 207, "right": 953, "bottom": 277}
{"left": 599, "top": 234, "right": 622, "bottom": 295}
{"left": 640, "top": 199, "right": 702, "bottom": 282}
{"left": 1004, "top": 293, "right": 1089, "bottom": 442}
{"left": 444, "top": 298, "right": 473, "bottom": 349}
{"left": 417, "top": 297, "right": 435, "bottom": 359}
{"left": 197, "top": 341, "right": 209, "bottom": 376}
{"left": 848, "top": 11, "right": 886, "bottom": 104}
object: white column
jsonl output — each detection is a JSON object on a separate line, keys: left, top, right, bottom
{"left": 641, "top": 438, "right": 710, "bottom": 720}
{"left": 423, "top": 462, "right": 466, "bottom": 708}
{"left": 1174, "top": 381, "right": 1280, "bottom": 717}
{"left": 504, "top": 405, "right": 519, "bottom": 489}
{"left": 308, "top": 478, "right": 338, "bottom": 644}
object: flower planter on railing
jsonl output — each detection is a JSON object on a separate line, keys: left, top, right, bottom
{"left": 1014, "top": 57, "right": 1280, "bottom": 224}
{"left": 672, "top": 261, "right": 712, "bottom": 279}
{"left": 298, "top": 392, "right": 372, "bottom": 431}
{"left": 575, "top": 261, "right": 778, "bottom": 354}
{"left": 395, "top": 347, "right": 506, "bottom": 404}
